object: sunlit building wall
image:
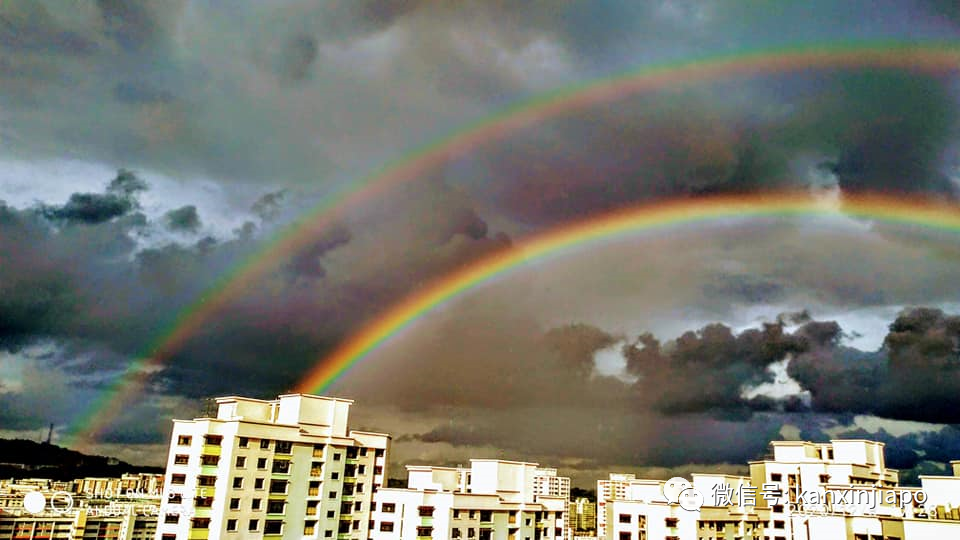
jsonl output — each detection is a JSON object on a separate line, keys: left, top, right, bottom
{"left": 155, "top": 394, "right": 389, "bottom": 540}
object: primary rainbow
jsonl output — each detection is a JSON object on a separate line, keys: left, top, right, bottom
{"left": 69, "top": 40, "right": 960, "bottom": 447}
{"left": 296, "top": 193, "right": 960, "bottom": 393}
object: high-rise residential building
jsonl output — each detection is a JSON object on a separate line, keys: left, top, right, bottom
{"left": 155, "top": 394, "right": 390, "bottom": 540}
{"left": 533, "top": 468, "right": 571, "bottom": 539}
{"left": 370, "top": 459, "right": 569, "bottom": 540}
{"left": 568, "top": 498, "right": 596, "bottom": 533}
{"left": 596, "top": 473, "right": 641, "bottom": 538}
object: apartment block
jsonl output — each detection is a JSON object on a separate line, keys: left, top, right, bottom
{"left": 601, "top": 439, "right": 960, "bottom": 540}
{"left": 370, "top": 460, "right": 569, "bottom": 540}
{"left": 155, "top": 394, "right": 389, "bottom": 540}
{"left": 568, "top": 498, "right": 596, "bottom": 534}
{"left": 0, "top": 507, "right": 156, "bottom": 540}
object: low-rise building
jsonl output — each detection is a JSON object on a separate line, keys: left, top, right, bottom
{"left": 371, "top": 459, "right": 569, "bottom": 540}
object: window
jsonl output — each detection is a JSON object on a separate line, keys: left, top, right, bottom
{"left": 380, "top": 522, "right": 394, "bottom": 532}
{"left": 304, "top": 521, "right": 316, "bottom": 535}
{"left": 267, "top": 500, "right": 285, "bottom": 514}
{"left": 468, "top": 529, "right": 476, "bottom": 538}
{"left": 314, "top": 443, "right": 325, "bottom": 456}
{"left": 329, "top": 491, "right": 337, "bottom": 498}
{"left": 233, "top": 477, "right": 243, "bottom": 489}
{"left": 252, "top": 498, "right": 262, "bottom": 511}
{"left": 354, "top": 501, "right": 362, "bottom": 512}
{"left": 417, "top": 526, "right": 433, "bottom": 536}
{"left": 174, "top": 454, "right": 189, "bottom": 465}
{"left": 453, "top": 509, "right": 460, "bottom": 518}
{"left": 192, "top": 518, "right": 210, "bottom": 529}
{"left": 771, "top": 473, "right": 782, "bottom": 482}
{"left": 261, "top": 438, "right": 271, "bottom": 449}
{"left": 265, "top": 520, "right": 283, "bottom": 534}
{"left": 309, "top": 481, "right": 320, "bottom": 496}
{"left": 453, "top": 528, "right": 462, "bottom": 538}
{"left": 164, "top": 514, "right": 179, "bottom": 524}
{"left": 198, "top": 475, "right": 216, "bottom": 486}
{"left": 269, "top": 479, "right": 287, "bottom": 494}
{"left": 419, "top": 505, "right": 435, "bottom": 517}
{"left": 203, "top": 434, "right": 222, "bottom": 446}
{"left": 325, "top": 531, "right": 332, "bottom": 538}
{"left": 236, "top": 456, "right": 246, "bottom": 468}
{"left": 200, "top": 454, "right": 219, "bottom": 466}
{"left": 352, "top": 520, "right": 360, "bottom": 530}
{"left": 479, "top": 511, "right": 492, "bottom": 521}
{"left": 177, "top": 435, "right": 192, "bottom": 445}
{"left": 248, "top": 519, "right": 259, "bottom": 532}
{"left": 171, "top": 474, "right": 186, "bottom": 485}
{"left": 376, "top": 449, "right": 385, "bottom": 458}
{"left": 341, "top": 502, "right": 353, "bottom": 514}
{"left": 275, "top": 440, "right": 293, "bottom": 454}
{"left": 619, "top": 514, "right": 631, "bottom": 523}
{"left": 820, "top": 474, "right": 831, "bottom": 483}
{"left": 345, "top": 464, "right": 356, "bottom": 477}
{"left": 371, "top": 502, "right": 377, "bottom": 511}
{"left": 229, "top": 498, "right": 240, "bottom": 510}
{"left": 361, "top": 448, "right": 368, "bottom": 456}
{"left": 168, "top": 494, "right": 182, "bottom": 504}
{"left": 343, "top": 483, "right": 354, "bottom": 496}
{"left": 382, "top": 503, "right": 396, "bottom": 513}
{"left": 327, "top": 510, "right": 335, "bottom": 518}
{"left": 258, "top": 457, "right": 268, "bottom": 469}
{"left": 359, "top": 465, "right": 366, "bottom": 475}
{"left": 311, "top": 462, "right": 323, "bottom": 477}
{"left": 619, "top": 533, "right": 631, "bottom": 540}
{"left": 347, "top": 447, "right": 359, "bottom": 458}
{"left": 332, "top": 472, "right": 339, "bottom": 480}
{"left": 665, "top": 517, "right": 679, "bottom": 527}
{"left": 272, "top": 460, "right": 290, "bottom": 474}
{"left": 239, "top": 437, "right": 249, "bottom": 448}
{"left": 774, "top": 520, "right": 785, "bottom": 529}
{"left": 227, "top": 519, "right": 238, "bottom": 532}
{"left": 375, "top": 465, "right": 383, "bottom": 475}
{"left": 162, "top": 535, "right": 176, "bottom": 540}
{"left": 772, "top": 505, "right": 783, "bottom": 513}
{"left": 254, "top": 478, "right": 265, "bottom": 490}
{"left": 334, "top": 453, "right": 342, "bottom": 461}
{"left": 195, "top": 496, "right": 214, "bottom": 508}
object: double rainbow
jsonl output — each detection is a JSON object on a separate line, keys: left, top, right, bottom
{"left": 69, "top": 41, "right": 960, "bottom": 447}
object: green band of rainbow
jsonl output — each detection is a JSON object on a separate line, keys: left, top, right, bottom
{"left": 68, "top": 40, "right": 960, "bottom": 447}
{"left": 295, "top": 193, "right": 960, "bottom": 393}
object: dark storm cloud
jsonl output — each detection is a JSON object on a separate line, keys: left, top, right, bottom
{"left": 163, "top": 205, "right": 201, "bottom": 232}
{"left": 702, "top": 274, "right": 785, "bottom": 304}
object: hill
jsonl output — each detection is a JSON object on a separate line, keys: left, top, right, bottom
{"left": 0, "top": 438, "right": 163, "bottom": 480}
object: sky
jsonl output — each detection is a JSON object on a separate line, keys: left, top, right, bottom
{"left": 4, "top": 0, "right": 960, "bottom": 487}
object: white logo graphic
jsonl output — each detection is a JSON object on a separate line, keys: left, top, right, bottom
{"left": 663, "top": 477, "right": 704, "bottom": 511}
{"left": 23, "top": 492, "right": 46, "bottom": 514}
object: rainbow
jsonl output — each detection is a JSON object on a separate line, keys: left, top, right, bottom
{"left": 294, "top": 193, "right": 960, "bottom": 393}
{"left": 68, "top": 40, "right": 960, "bottom": 447}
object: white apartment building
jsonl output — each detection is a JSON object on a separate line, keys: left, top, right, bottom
{"left": 601, "top": 439, "right": 960, "bottom": 540}
{"left": 155, "top": 394, "right": 389, "bottom": 540}
{"left": 370, "top": 459, "right": 569, "bottom": 540}
{"left": 568, "top": 498, "right": 596, "bottom": 534}
{"left": 596, "top": 474, "right": 635, "bottom": 538}
{"left": 0, "top": 506, "right": 157, "bottom": 540}
{"left": 533, "top": 468, "right": 572, "bottom": 540}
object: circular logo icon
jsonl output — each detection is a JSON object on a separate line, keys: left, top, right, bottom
{"left": 23, "top": 492, "right": 46, "bottom": 514}
{"left": 678, "top": 487, "right": 705, "bottom": 511}
{"left": 662, "top": 477, "right": 692, "bottom": 503}
{"left": 49, "top": 492, "right": 74, "bottom": 514}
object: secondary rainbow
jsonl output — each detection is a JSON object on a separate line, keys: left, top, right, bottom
{"left": 296, "top": 193, "right": 960, "bottom": 393}
{"left": 69, "top": 40, "right": 960, "bottom": 447}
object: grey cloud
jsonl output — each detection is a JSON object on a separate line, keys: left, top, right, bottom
{"left": 164, "top": 205, "right": 201, "bottom": 232}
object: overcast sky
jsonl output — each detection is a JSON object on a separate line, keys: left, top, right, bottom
{"left": 4, "top": 0, "right": 960, "bottom": 486}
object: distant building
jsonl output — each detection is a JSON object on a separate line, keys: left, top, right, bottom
{"left": 370, "top": 459, "right": 569, "bottom": 540}
{"left": 155, "top": 394, "right": 390, "bottom": 540}
{"left": 568, "top": 497, "right": 596, "bottom": 533}
{"left": 0, "top": 507, "right": 157, "bottom": 540}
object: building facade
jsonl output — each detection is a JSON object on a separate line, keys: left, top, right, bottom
{"left": 568, "top": 498, "right": 596, "bottom": 534}
{"left": 370, "top": 460, "right": 569, "bottom": 540}
{"left": 0, "top": 507, "right": 156, "bottom": 540}
{"left": 155, "top": 394, "right": 390, "bottom": 540}
{"left": 601, "top": 439, "right": 960, "bottom": 540}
